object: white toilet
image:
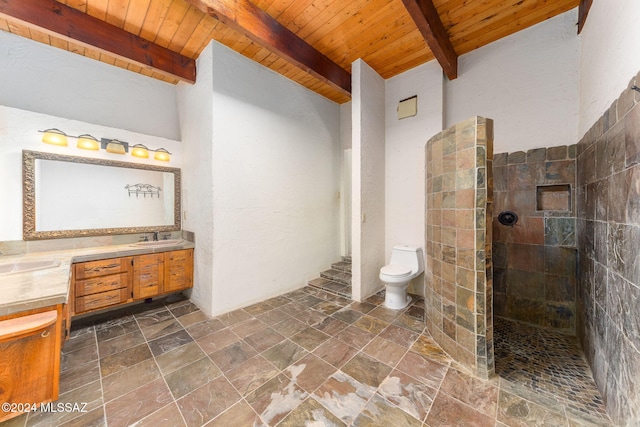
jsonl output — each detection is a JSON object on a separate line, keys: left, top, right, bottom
{"left": 379, "top": 245, "right": 425, "bottom": 310}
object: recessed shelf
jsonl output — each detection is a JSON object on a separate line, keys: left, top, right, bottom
{"left": 536, "top": 184, "right": 571, "bottom": 211}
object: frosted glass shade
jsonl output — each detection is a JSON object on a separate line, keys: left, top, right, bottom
{"left": 131, "top": 144, "right": 149, "bottom": 158}
{"left": 76, "top": 134, "right": 99, "bottom": 150}
{"left": 154, "top": 148, "right": 171, "bottom": 162}
{"left": 41, "top": 129, "right": 68, "bottom": 146}
{"left": 106, "top": 140, "right": 126, "bottom": 154}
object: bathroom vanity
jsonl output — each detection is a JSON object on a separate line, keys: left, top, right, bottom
{"left": 0, "top": 241, "right": 194, "bottom": 422}
{"left": 71, "top": 249, "right": 193, "bottom": 315}
{"left": 0, "top": 150, "right": 194, "bottom": 421}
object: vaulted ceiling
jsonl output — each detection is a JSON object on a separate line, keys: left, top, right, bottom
{"left": 0, "top": 0, "right": 581, "bottom": 104}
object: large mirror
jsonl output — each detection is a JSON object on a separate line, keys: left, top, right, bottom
{"left": 23, "top": 150, "right": 181, "bottom": 240}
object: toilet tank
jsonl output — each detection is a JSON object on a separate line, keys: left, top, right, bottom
{"left": 389, "top": 245, "right": 424, "bottom": 275}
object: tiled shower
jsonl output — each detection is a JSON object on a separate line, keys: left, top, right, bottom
{"left": 490, "top": 73, "right": 640, "bottom": 425}
{"left": 425, "top": 72, "right": 640, "bottom": 426}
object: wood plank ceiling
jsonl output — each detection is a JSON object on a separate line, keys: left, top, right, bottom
{"left": 0, "top": 0, "right": 579, "bottom": 104}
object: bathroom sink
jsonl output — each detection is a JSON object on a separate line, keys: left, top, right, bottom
{"left": 132, "top": 239, "right": 185, "bottom": 248}
{"left": 0, "top": 259, "right": 61, "bottom": 276}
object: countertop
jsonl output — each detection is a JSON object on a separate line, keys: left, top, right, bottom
{"left": 0, "top": 240, "right": 195, "bottom": 317}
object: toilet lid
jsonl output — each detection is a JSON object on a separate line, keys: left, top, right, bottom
{"left": 380, "top": 265, "right": 412, "bottom": 277}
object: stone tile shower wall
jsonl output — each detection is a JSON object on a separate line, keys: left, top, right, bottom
{"left": 425, "top": 116, "right": 494, "bottom": 379}
{"left": 576, "top": 72, "right": 640, "bottom": 425}
{"left": 492, "top": 147, "right": 577, "bottom": 333}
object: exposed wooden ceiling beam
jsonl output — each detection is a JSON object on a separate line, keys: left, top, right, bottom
{"left": 577, "top": 0, "right": 593, "bottom": 34}
{"left": 0, "top": 0, "right": 196, "bottom": 83}
{"left": 401, "top": 0, "right": 458, "bottom": 80}
{"left": 186, "top": 0, "right": 351, "bottom": 96}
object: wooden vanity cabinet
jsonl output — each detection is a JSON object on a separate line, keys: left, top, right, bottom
{"left": 0, "top": 305, "right": 63, "bottom": 422}
{"left": 72, "top": 249, "right": 194, "bottom": 315}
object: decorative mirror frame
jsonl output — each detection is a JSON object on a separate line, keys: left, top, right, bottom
{"left": 23, "top": 150, "right": 181, "bottom": 240}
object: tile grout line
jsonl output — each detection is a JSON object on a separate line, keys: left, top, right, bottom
{"left": 94, "top": 324, "right": 108, "bottom": 427}
{"left": 129, "top": 302, "right": 191, "bottom": 427}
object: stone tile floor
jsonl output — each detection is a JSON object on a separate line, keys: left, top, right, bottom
{"left": 4, "top": 287, "right": 614, "bottom": 427}
{"left": 494, "top": 316, "right": 612, "bottom": 426}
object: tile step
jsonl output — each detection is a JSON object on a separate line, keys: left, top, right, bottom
{"left": 342, "top": 255, "right": 352, "bottom": 263}
{"left": 307, "top": 277, "right": 351, "bottom": 298}
{"left": 320, "top": 268, "right": 351, "bottom": 285}
{"left": 330, "top": 261, "right": 352, "bottom": 273}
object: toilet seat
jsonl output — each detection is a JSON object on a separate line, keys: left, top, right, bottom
{"left": 380, "top": 264, "right": 411, "bottom": 278}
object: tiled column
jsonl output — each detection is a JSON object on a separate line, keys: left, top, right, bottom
{"left": 425, "top": 116, "right": 494, "bottom": 379}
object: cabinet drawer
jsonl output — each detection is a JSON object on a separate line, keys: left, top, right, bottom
{"left": 75, "top": 273, "right": 128, "bottom": 297}
{"left": 75, "top": 288, "right": 128, "bottom": 312}
{"left": 75, "top": 258, "right": 131, "bottom": 280}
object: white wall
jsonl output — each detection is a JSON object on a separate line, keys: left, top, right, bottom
{"left": 0, "top": 105, "right": 182, "bottom": 242}
{"left": 340, "top": 103, "right": 352, "bottom": 150}
{"left": 578, "top": 0, "right": 640, "bottom": 136}
{"left": 179, "top": 41, "right": 341, "bottom": 316}
{"left": 0, "top": 30, "right": 180, "bottom": 141}
{"left": 385, "top": 62, "right": 443, "bottom": 296}
{"left": 351, "top": 59, "right": 386, "bottom": 301}
{"left": 176, "top": 45, "right": 215, "bottom": 316}
{"left": 339, "top": 102, "right": 353, "bottom": 256}
{"left": 446, "top": 10, "right": 580, "bottom": 154}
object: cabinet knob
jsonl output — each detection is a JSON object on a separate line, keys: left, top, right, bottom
{"left": 41, "top": 330, "right": 50, "bottom": 338}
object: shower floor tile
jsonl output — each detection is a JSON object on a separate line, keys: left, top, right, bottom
{"left": 494, "top": 316, "right": 612, "bottom": 425}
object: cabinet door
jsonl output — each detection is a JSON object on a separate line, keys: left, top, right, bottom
{"left": 133, "top": 253, "right": 165, "bottom": 299}
{"left": 164, "top": 249, "right": 194, "bottom": 292}
{"left": 0, "top": 309, "right": 61, "bottom": 422}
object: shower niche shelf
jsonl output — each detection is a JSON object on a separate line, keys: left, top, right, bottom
{"left": 536, "top": 184, "right": 571, "bottom": 211}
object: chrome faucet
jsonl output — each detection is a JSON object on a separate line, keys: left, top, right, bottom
{"left": 153, "top": 231, "right": 159, "bottom": 241}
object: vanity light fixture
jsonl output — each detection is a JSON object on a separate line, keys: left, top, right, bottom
{"left": 76, "top": 134, "right": 100, "bottom": 150}
{"left": 37, "top": 128, "right": 171, "bottom": 162}
{"left": 131, "top": 144, "right": 150, "bottom": 158}
{"left": 153, "top": 148, "right": 171, "bottom": 162}
{"left": 40, "top": 128, "right": 68, "bottom": 146}
{"left": 104, "top": 139, "right": 128, "bottom": 155}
